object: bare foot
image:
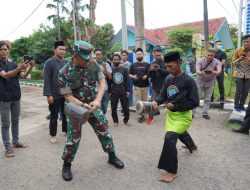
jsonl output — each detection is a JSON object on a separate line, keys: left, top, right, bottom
{"left": 159, "top": 173, "right": 177, "bottom": 183}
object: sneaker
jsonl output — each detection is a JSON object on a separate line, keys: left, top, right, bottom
{"left": 13, "top": 142, "right": 27, "bottom": 148}
{"left": 202, "top": 114, "right": 210, "bottom": 120}
{"left": 62, "top": 162, "right": 73, "bottom": 181}
{"left": 113, "top": 123, "right": 119, "bottom": 127}
{"left": 5, "top": 148, "right": 15, "bottom": 158}
{"left": 50, "top": 137, "right": 57, "bottom": 144}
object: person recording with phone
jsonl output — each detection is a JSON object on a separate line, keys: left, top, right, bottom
{"left": 195, "top": 48, "right": 222, "bottom": 120}
{"left": 232, "top": 34, "right": 250, "bottom": 112}
{"left": 0, "top": 40, "right": 34, "bottom": 158}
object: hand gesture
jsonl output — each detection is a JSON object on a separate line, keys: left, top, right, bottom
{"left": 89, "top": 99, "right": 101, "bottom": 111}
{"left": 17, "top": 63, "right": 28, "bottom": 72}
{"left": 166, "top": 102, "right": 174, "bottom": 110}
{"left": 47, "top": 96, "right": 54, "bottom": 105}
{"left": 142, "top": 75, "right": 147, "bottom": 80}
{"left": 152, "top": 101, "right": 158, "bottom": 111}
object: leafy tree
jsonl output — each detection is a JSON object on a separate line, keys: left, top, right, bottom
{"left": 90, "top": 23, "right": 114, "bottom": 55}
{"left": 167, "top": 28, "right": 194, "bottom": 54}
{"left": 10, "top": 37, "right": 32, "bottom": 62}
{"left": 47, "top": 0, "right": 69, "bottom": 40}
{"left": 229, "top": 24, "right": 238, "bottom": 48}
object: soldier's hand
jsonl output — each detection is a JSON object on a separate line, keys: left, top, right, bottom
{"left": 89, "top": 99, "right": 101, "bottom": 111}
{"left": 152, "top": 101, "right": 158, "bottom": 111}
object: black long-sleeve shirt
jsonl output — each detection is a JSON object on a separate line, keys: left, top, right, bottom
{"left": 155, "top": 73, "right": 199, "bottom": 112}
{"left": 43, "top": 57, "right": 67, "bottom": 98}
{"left": 110, "top": 66, "right": 129, "bottom": 95}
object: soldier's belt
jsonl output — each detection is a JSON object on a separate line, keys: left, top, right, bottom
{"left": 64, "top": 102, "right": 91, "bottom": 124}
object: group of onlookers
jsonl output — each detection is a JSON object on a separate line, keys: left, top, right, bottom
{"left": 1, "top": 33, "right": 250, "bottom": 159}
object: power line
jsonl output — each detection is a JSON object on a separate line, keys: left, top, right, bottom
{"left": 231, "top": 0, "right": 239, "bottom": 13}
{"left": 215, "top": 0, "right": 236, "bottom": 20}
{"left": 3, "top": 0, "right": 46, "bottom": 39}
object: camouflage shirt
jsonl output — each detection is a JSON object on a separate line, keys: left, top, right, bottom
{"left": 58, "top": 61, "right": 105, "bottom": 103}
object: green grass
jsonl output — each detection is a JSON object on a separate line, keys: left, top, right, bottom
{"left": 226, "top": 122, "right": 241, "bottom": 129}
{"left": 213, "top": 74, "right": 236, "bottom": 99}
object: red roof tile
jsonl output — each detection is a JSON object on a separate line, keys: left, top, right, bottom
{"left": 133, "top": 17, "right": 226, "bottom": 46}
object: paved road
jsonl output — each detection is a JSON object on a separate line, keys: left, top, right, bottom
{"left": 0, "top": 86, "right": 249, "bottom": 190}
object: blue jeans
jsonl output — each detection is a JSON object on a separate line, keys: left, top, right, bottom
{"left": 101, "top": 90, "right": 110, "bottom": 114}
{"left": 0, "top": 101, "right": 20, "bottom": 150}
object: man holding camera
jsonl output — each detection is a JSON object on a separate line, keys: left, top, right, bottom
{"left": 43, "top": 41, "right": 67, "bottom": 143}
{"left": 0, "top": 40, "right": 33, "bottom": 158}
{"left": 196, "top": 49, "right": 222, "bottom": 120}
{"left": 58, "top": 41, "right": 124, "bottom": 181}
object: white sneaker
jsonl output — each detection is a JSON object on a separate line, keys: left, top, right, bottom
{"left": 113, "top": 123, "right": 119, "bottom": 127}
{"left": 50, "top": 137, "right": 57, "bottom": 144}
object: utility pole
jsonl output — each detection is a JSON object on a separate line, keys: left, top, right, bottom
{"left": 238, "top": 0, "right": 244, "bottom": 48}
{"left": 75, "top": 0, "right": 81, "bottom": 40}
{"left": 203, "top": 0, "right": 209, "bottom": 52}
{"left": 56, "top": 1, "right": 61, "bottom": 40}
{"left": 134, "top": 0, "right": 145, "bottom": 50}
{"left": 121, "top": 0, "right": 128, "bottom": 50}
{"left": 72, "top": 0, "right": 77, "bottom": 41}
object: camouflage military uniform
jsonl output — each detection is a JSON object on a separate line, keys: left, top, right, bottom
{"left": 58, "top": 61, "right": 115, "bottom": 163}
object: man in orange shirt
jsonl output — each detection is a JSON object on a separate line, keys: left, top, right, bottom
{"left": 233, "top": 35, "right": 250, "bottom": 111}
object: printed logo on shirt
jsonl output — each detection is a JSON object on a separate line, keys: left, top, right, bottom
{"left": 113, "top": 72, "right": 124, "bottom": 84}
{"left": 167, "top": 85, "right": 179, "bottom": 97}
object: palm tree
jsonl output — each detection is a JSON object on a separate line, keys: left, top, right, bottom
{"left": 47, "top": 0, "right": 70, "bottom": 40}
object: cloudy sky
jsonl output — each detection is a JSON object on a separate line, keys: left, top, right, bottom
{"left": 0, "top": 0, "right": 242, "bottom": 41}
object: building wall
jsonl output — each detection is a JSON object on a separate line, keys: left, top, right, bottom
{"left": 246, "top": 0, "right": 250, "bottom": 34}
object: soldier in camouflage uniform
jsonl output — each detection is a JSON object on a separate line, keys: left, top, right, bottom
{"left": 58, "top": 40, "right": 124, "bottom": 181}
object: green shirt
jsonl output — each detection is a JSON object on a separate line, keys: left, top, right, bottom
{"left": 58, "top": 61, "right": 104, "bottom": 103}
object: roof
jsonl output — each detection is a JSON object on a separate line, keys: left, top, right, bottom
{"left": 128, "top": 17, "right": 226, "bottom": 46}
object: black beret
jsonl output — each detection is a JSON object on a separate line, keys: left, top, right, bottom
{"left": 54, "top": 41, "right": 65, "bottom": 49}
{"left": 164, "top": 51, "right": 180, "bottom": 63}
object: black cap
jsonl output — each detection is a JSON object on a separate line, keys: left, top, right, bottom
{"left": 164, "top": 51, "right": 180, "bottom": 63}
{"left": 54, "top": 41, "right": 65, "bottom": 49}
{"left": 153, "top": 46, "right": 162, "bottom": 52}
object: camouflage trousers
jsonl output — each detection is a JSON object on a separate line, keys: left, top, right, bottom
{"left": 62, "top": 109, "right": 115, "bottom": 163}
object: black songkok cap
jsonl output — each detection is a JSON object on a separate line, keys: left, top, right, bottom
{"left": 54, "top": 41, "right": 65, "bottom": 49}
{"left": 164, "top": 51, "right": 180, "bottom": 63}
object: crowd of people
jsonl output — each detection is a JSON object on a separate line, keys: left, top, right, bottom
{"left": 0, "top": 35, "right": 250, "bottom": 183}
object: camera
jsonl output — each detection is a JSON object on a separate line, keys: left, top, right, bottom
{"left": 23, "top": 55, "right": 33, "bottom": 62}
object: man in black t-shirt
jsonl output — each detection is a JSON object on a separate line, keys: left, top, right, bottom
{"left": 110, "top": 54, "right": 129, "bottom": 127}
{"left": 212, "top": 40, "right": 227, "bottom": 108}
{"left": 129, "top": 48, "right": 149, "bottom": 122}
